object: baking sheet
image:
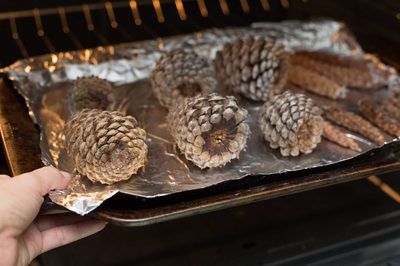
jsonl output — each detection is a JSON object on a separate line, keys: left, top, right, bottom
{"left": 2, "top": 20, "right": 398, "bottom": 215}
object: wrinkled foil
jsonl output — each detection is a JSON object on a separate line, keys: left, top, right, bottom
{"left": 2, "top": 20, "right": 397, "bottom": 215}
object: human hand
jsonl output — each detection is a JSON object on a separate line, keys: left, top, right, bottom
{"left": 0, "top": 166, "right": 107, "bottom": 266}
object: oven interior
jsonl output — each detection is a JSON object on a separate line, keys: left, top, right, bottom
{"left": 1, "top": 0, "right": 400, "bottom": 265}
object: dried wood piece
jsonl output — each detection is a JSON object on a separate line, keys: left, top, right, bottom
{"left": 295, "top": 51, "right": 373, "bottom": 69}
{"left": 287, "top": 65, "right": 347, "bottom": 99}
{"left": 383, "top": 100, "right": 400, "bottom": 121}
{"left": 387, "top": 91, "right": 400, "bottom": 110}
{"left": 324, "top": 106, "right": 385, "bottom": 145}
{"left": 358, "top": 100, "right": 400, "bottom": 137}
{"left": 322, "top": 121, "right": 361, "bottom": 152}
{"left": 290, "top": 53, "right": 390, "bottom": 89}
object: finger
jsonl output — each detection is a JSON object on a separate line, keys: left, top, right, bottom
{"left": 40, "top": 219, "right": 107, "bottom": 253}
{"left": 15, "top": 166, "right": 71, "bottom": 196}
{"left": 0, "top": 174, "right": 10, "bottom": 179}
{"left": 34, "top": 213, "right": 89, "bottom": 232}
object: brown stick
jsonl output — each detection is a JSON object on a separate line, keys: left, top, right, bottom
{"left": 322, "top": 121, "right": 361, "bottom": 152}
{"left": 358, "top": 100, "right": 400, "bottom": 137}
{"left": 290, "top": 53, "right": 391, "bottom": 89}
{"left": 287, "top": 65, "right": 347, "bottom": 99}
{"left": 324, "top": 106, "right": 386, "bottom": 145}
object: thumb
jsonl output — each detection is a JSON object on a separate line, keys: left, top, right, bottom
{"left": 14, "top": 166, "right": 71, "bottom": 197}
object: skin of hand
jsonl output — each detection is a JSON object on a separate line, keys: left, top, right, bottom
{"left": 0, "top": 166, "right": 107, "bottom": 266}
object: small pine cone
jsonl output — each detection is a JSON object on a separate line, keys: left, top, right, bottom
{"left": 167, "top": 93, "right": 250, "bottom": 169}
{"left": 150, "top": 49, "right": 217, "bottom": 109}
{"left": 358, "top": 100, "right": 400, "bottom": 137}
{"left": 259, "top": 91, "right": 324, "bottom": 157}
{"left": 65, "top": 109, "right": 148, "bottom": 185}
{"left": 215, "top": 37, "right": 289, "bottom": 101}
{"left": 290, "top": 52, "right": 390, "bottom": 89}
{"left": 323, "top": 121, "right": 361, "bottom": 152}
{"left": 287, "top": 65, "right": 347, "bottom": 99}
{"left": 68, "top": 76, "right": 116, "bottom": 114}
{"left": 324, "top": 106, "right": 385, "bottom": 145}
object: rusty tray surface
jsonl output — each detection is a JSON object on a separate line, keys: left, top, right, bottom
{"left": 1, "top": 77, "right": 400, "bottom": 226}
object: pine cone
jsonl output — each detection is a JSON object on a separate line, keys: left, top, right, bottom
{"left": 68, "top": 76, "right": 116, "bottom": 114}
{"left": 150, "top": 49, "right": 217, "bottom": 109}
{"left": 259, "top": 91, "right": 323, "bottom": 156}
{"left": 64, "top": 109, "right": 148, "bottom": 185}
{"left": 215, "top": 37, "right": 289, "bottom": 101}
{"left": 167, "top": 93, "right": 250, "bottom": 169}
{"left": 287, "top": 65, "right": 347, "bottom": 100}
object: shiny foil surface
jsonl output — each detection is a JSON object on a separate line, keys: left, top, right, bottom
{"left": 2, "top": 20, "right": 398, "bottom": 215}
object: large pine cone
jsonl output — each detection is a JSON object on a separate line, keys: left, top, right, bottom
{"left": 215, "top": 37, "right": 289, "bottom": 101}
{"left": 64, "top": 109, "right": 148, "bottom": 185}
{"left": 259, "top": 91, "right": 323, "bottom": 156}
{"left": 150, "top": 49, "right": 217, "bottom": 109}
{"left": 167, "top": 93, "right": 250, "bottom": 169}
{"left": 68, "top": 76, "right": 116, "bottom": 114}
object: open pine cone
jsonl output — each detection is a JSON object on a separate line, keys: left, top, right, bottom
{"left": 215, "top": 37, "right": 289, "bottom": 101}
{"left": 65, "top": 109, "right": 148, "bottom": 185}
{"left": 167, "top": 93, "right": 250, "bottom": 169}
{"left": 68, "top": 76, "right": 116, "bottom": 114}
{"left": 150, "top": 49, "right": 217, "bottom": 109}
{"left": 259, "top": 91, "right": 323, "bottom": 156}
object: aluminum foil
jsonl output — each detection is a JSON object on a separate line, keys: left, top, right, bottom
{"left": 2, "top": 20, "right": 397, "bottom": 215}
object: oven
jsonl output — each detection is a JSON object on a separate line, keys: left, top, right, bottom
{"left": 1, "top": 1, "right": 400, "bottom": 265}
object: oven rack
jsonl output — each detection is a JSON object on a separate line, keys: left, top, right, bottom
{"left": 0, "top": 0, "right": 290, "bottom": 64}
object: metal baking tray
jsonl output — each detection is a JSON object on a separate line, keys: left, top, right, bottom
{"left": 1, "top": 76, "right": 400, "bottom": 226}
